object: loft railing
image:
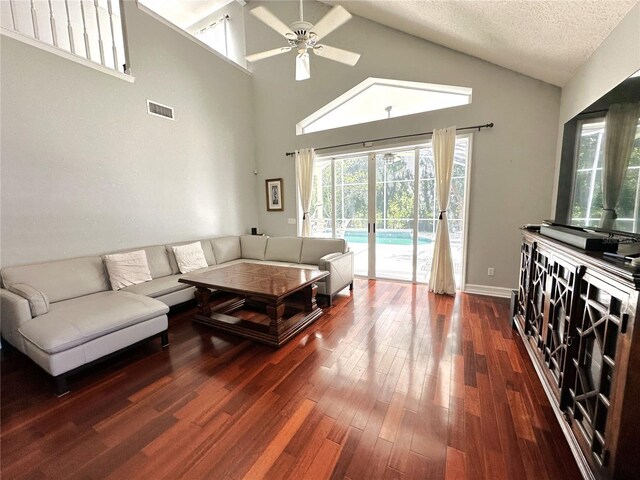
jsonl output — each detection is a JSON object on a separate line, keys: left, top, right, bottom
{"left": 1, "top": 0, "right": 128, "bottom": 74}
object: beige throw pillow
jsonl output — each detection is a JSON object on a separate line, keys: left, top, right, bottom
{"left": 103, "top": 250, "right": 153, "bottom": 290}
{"left": 172, "top": 242, "right": 208, "bottom": 274}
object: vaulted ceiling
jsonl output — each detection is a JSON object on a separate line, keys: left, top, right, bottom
{"left": 145, "top": 0, "right": 638, "bottom": 87}
{"left": 320, "top": 0, "right": 638, "bottom": 86}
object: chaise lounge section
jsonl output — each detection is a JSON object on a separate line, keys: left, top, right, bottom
{"left": 0, "top": 235, "right": 353, "bottom": 395}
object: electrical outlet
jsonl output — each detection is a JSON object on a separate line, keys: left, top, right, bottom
{"left": 287, "top": 218, "right": 297, "bottom": 225}
{"left": 487, "top": 267, "right": 495, "bottom": 276}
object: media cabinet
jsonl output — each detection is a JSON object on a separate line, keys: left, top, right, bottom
{"left": 515, "top": 231, "right": 640, "bottom": 480}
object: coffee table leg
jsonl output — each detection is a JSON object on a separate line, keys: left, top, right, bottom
{"left": 194, "top": 287, "right": 212, "bottom": 316}
{"left": 303, "top": 283, "right": 319, "bottom": 313}
{"left": 266, "top": 301, "right": 286, "bottom": 336}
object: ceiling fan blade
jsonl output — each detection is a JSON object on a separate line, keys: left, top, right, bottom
{"left": 246, "top": 47, "right": 292, "bottom": 63}
{"left": 313, "top": 44, "right": 361, "bottom": 66}
{"left": 310, "top": 5, "right": 352, "bottom": 41}
{"left": 296, "top": 53, "right": 310, "bottom": 81}
{"left": 250, "top": 6, "right": 296, "bottom": 38}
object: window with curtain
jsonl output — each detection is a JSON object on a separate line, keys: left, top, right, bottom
{"left": 192, "top": 15, "right": 229, "bottom": 58}
{"left": 570, "top": 118, "right": 640, "bottom": 231}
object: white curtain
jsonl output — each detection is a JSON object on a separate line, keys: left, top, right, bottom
{"left": 295, "top": 148, "right": 315, "bottom": 237}
{"left": 429, "top": 127, "right": 457, "bottom": 295}
{"left": 600, "top": 102, "right": 640, "bottom": 229}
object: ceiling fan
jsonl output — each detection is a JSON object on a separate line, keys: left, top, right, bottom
{"left": 245, "top": 0, "right": 361, "bottom": 81}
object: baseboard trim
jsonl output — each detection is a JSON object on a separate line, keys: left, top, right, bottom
{"left": 463, "top": 284, "right": 513, "bottom": 298}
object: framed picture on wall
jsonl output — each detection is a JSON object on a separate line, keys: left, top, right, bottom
{"left": 265, "top": 178, "right": 284, "bottom": 211}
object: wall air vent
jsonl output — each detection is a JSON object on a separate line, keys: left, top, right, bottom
{"left": 146, "top": 100, "right": 174, "bottom": 120}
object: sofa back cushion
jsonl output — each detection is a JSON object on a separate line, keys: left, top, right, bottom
{"left": 265, "top": 237, "right": 303, "bottom": 263}
{"left": 300, "top": 238, "right": 347, "bottom": 265}
{"left": 143, "top": 245, "right": 174, "bottom": 278}
{"left": 210, "top": 236, "right": 241, "bottom": 264}
{"left": 240, "top": 235, "right": 268, "bottom": 260}
{"left": 166, "top": 240, "right": 216, "bottom": 274}
{"left": 1, "top": 256, "right": 110, "bottom": 303}
{"left": 114, "top": 245, "right": 173, "bottom": 279}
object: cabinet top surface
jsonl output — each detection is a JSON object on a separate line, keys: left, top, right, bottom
{"left": 522, "top": 230, "right": 640, "bottom": 289}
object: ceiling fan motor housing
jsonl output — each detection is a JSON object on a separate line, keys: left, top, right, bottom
{"left": 288, "top": 20, "right": 317, "bottom": 50}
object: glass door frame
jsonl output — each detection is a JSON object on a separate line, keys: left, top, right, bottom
{"left": 304, "top": 134, "right": 473, "bottom": 288}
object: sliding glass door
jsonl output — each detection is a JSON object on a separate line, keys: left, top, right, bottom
{"left": 375, "top": 150, "right": 416, "bottom": 281}
{"left": 310, "top": 155, "right": 370, "bottom": 276}
{"left": 309, "top": 136, "right": 471, "bottom": 286}
{"left": 335, "top": 156, "right": 369, "bottom": 276}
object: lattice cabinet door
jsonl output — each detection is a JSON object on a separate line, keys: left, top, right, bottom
{"left": 525, "top": 246, "right": 550, "bottom": 357}
{"left": 515, "top": 240, "right": 533, "bottom": 332}
{"left": 541, "top": 257, "right": 583, "bottom": 406}
{"left": 565, "top": 272, "right": 630, "bottom": 476}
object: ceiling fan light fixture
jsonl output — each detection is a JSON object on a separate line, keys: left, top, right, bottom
{"left": 246, "top": 0, "right": 360, "bottom": 81}
{"left": 296, "top": 53, "right": 311, "bottom": 81}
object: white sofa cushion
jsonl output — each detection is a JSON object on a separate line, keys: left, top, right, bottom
{"left": 166, "top": 240, "right": 216, "bottom": 274}
{"left": 103, "top": 250, "right": 153, "bottom": 290}
{"left": 265, "top": 237, "right": 303, "bottom": 263}
{"left": 210, "top": 236, "right": 241, "bottom": 264}
{"left": 300, "top": 238, "right": 347, "bottom": 265}
{"left": 22, "top": 315, "right": 168, "bottom": 376}
{"left": 172, "top": 242, "right": 208, "bottom": 273}
{"left": 18, "top": 291, "right": 168, "bottom": 355}
{"left": 121, "top": 274, "right": 191, "bottom": 298}
{"left": 6, "top": 283, "right": 50, "bottom": 317}
{"left": 1, "top": 256, "right": 110, "bottom": 303}
{"left": 240, "top": 235, "right": 268, "bottom": 260}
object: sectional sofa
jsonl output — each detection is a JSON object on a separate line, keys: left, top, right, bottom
{"left": 0, "top": 235, "right": 353, "bottom": 396}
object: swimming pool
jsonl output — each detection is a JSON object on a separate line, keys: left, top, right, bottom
{"left": 343, "top": 230, "right": 433, "bottom": 245}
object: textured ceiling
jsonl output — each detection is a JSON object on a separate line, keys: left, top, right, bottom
{"left": 320, "top": 0, "right": 638, "bottom": 86}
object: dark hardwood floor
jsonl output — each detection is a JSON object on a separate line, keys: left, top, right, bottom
{"left": 1, "top": 279, "right": 581, "bottom": 479}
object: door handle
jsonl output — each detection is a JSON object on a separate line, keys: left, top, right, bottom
{"left": 373, "top": 223, "right": 376, "bottom": 233}
{"left": 368, "top": 223, "right": 371, "bottom": 233}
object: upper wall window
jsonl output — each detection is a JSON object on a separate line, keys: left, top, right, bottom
{"left": 297, "top": 78, "right": 472, "bottom": 135}
{"left": 191, "top": 15, "right": 229, "bottom": 58}
{"left": 138, "top": 0, "right": 246, "bottom": 68}
{"left": 1, "top": 0, "right": 128, "bottom": 74}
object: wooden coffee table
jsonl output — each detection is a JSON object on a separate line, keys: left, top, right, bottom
{"left": 178, "top": 262, "right": 330, "bottom": 347}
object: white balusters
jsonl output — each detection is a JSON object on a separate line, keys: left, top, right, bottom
{"left": 64, "top": 0, "right": 75, "bottom": 53}
{"left": 9, "top": 0, "right": 17, "bottom": 30}
{"left": 93, "top": 0, "right": 105, "bottom": 65}
{"left": 47, "top": 0, "right": 58, "bottom": 47}
{"left": 30, "top": 0, "right": 39, "bottom": 39}
{"left": 4, "top": 0, "right": 127, "bottom": 76}
{"left": 107, "top": 0, "right": 118, "bottom": 70}
{"left": 79, "top": 0, "right": 91, "bottom": 59}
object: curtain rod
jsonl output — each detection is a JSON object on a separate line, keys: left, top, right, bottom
{"left": 285, "top": 122, "right": 494, "bottom": 157}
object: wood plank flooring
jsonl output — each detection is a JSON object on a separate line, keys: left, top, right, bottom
{"left": 0, "top": 279, "right": 582, "bottom": 479}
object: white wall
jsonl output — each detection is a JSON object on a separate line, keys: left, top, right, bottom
{"left": 551, "top": 3, "right": 640, "bottom": 214}
{"left": 0, "top": 2, "right": 258, "bottom": 267}
{"left": 246, "top": 1, "right": 560, "bottom": 290}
